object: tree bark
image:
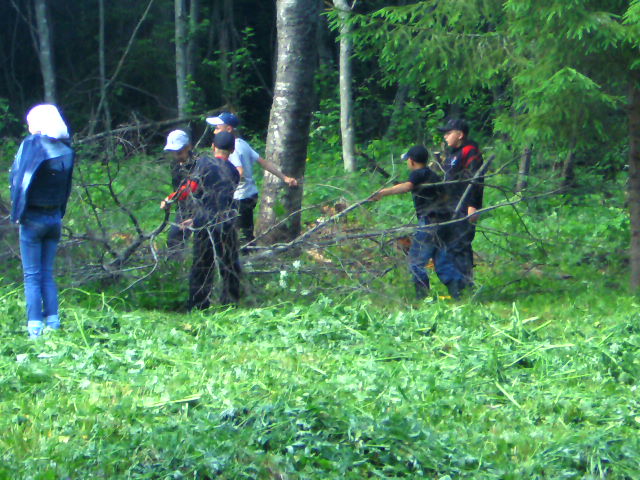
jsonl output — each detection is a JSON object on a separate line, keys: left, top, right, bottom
{"left": 316, "top": 0, "right": 334, "bottom": 67}
{"left": 561, "top": 140, "right": 577, "bottom": 190}
{"left": 516, "top": 146, "right": 532, "bottom": 192}
{"left": 175, "top": 0, "right": 189, "bottom": 118}
{"left": 187, "top": 0, "right": 199, "bottom": 81}
{"left": 218, "top": 0, "right": 237, "bottom": 107}
{"left": 334, "top": 0, "right": 356, "bottom": 172}
{"left": 629, "top": 76, "right": 640, "bottom": 290}
{"left": 34, "top": 0, "right": 57, "bottom": 103}
{"left": 383, "top": 82, "right": 410, "bottom": 140}
{"left": 256, "top": 0, "right": 318, "bottom": 244}
{"left": 97, "top": 0, "right": 114, "bottom": 151}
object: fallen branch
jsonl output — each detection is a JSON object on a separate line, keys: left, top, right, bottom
{"left": 106, "top": 207, "right": 171, "bottom": 270}
{"left": 244, "top": 189, "right": 559, "bottom": 263}
{"left": 77, "top": 114, "right": 215, "bottom": 144}
{"left": 358, "top": 150, "right": 391, "bottom": 179}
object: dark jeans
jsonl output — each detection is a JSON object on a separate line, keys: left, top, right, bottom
{"left": 408, "top": 217, "right": 464, "bottom": 292}
{"left": 236, "top": 194, "right": 259, "bottom": 245}
{"left": 448, "top": 220, "right": 476, "bottom": 287}
{"left": 167, "top": 207, "right": 192, "bottom": 250}
{"left": 19, "top": 208, "right": 62, "bottom": 324}
{"left": 188, "top": 224, "right": 241, "bottom": 309}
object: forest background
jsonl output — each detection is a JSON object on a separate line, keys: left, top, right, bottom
{"left": 1, "top": 0, "right": 640, "bottom": 478}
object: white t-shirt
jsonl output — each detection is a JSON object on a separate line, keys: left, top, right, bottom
{"left": 229, "top": 138, "right": 260, "bottom": 200}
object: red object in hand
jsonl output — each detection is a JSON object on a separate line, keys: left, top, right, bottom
{"left": 168, "top": 180, "right": 198, "bottom": 202}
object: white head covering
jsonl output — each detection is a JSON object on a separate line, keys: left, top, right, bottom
{"left": 164, "top": 130, "right": 190, "bottom": 151}
{"left": 26, "top": 104, "right": 69, "bottom": 139}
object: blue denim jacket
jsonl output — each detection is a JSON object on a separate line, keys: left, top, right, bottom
{"left": 9, "top": 134, "right": 74, "bottom": 223}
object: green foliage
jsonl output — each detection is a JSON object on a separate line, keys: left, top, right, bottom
{"left": 309, "top": 66, "right": 342, "bottom": 150}
{"left": 2, "top": 272, "right": 640, "bottom": 477}
{"left": 201, "top": 27, "right": 263, "bottom": 111}
{"left": 497, "top": 0, "right": 635, "bottom": 152}
{"left": 0, "top": 98, "right": 20, "bottom": 138}
{"left": 2, "top": 124, "right": 640, "bottom": 477}
{"left": 346, "top": 1, "right": 506, "bottom": 99}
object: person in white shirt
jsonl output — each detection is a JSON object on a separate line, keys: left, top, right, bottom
{"left": 206, "top": 112, "right": 298, "bottom": 246}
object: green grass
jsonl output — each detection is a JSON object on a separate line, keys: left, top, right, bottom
{"left": 1, "top": 147, "right": 639, "bottom": 478}
{"left": 1, "top": 278, "right": 639, "bottom": 478}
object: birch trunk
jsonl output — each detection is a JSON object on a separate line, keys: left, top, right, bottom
{"left": 256, "top": 0, "right": 318, "bottom": 243}
{"left": 334, "top": 0, "right": 356, "bottom": 172}
{"left": 175, "top": 0, "right": 189, "bottom": 118}
{"left": 34, "top": 0, "right": 57, "bottom": 104}
{"left": 187, "top": 0, "right": 199, "bottom": 80}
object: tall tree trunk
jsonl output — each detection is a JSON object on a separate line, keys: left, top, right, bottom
{"left": 175, "top": 0, "right": 189, "bottom": 118}
{"left": 316, "top": 0, "right": 333, "bottom": 67}
{"left": 383, "top": 82, "right": 410, "bottom": 140}
{"left": 561, "top": 139, "right": 577, "bottom": 190}
{"left": 187, "top": 0, "right": 199, "bottom": 80}
{"left": 218, "top": 0, "right": 237, "bottom": 107}
{"left": 256, "top": 0, "right": 318, "bottom": 243}
{"left": 629, "top": 77, "right": 640, "bottom": 290}
{"left": 34, "top": 0, "right": 57, "bottom": 103}
{"left": 334, "top": 0, "right": 356, "bottom": 172}
{"left": 516, "top": 146, "right": 532, "bottom": 192}
{"left": 97, "top": 0, "right": 113, "bottom": 152}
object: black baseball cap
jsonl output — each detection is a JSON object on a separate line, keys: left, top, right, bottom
{"left": 437, "top": 118, "right": 469, "bottom": 135}
{"left": 213, "top": 131, "right": 236, "bottom": 150}
{"left": 402, "top": 145, "right": 429, "bottom": 164}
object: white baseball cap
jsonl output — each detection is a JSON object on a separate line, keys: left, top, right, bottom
{"left": 164, "top": 130, "right": 190, "bottom": 151}
{"left": 26, "top": 104, "right": 69, "bottom": 139}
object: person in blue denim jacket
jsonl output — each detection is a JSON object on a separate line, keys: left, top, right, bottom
{"left": 9, "top": 104, "right": 74, "bottom": 338}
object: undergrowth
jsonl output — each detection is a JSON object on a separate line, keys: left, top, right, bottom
{"left": 0, "top": 144, "right": 638, "bottom": 478}
{"left": 1, "top": 284, "right": 639, "bottom": 478}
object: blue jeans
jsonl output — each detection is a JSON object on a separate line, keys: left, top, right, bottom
{"left": 408, "top": 217, "right": 464, "bottom": 290}
{"left": 19, "top": 208, "right": 62, "bottom": 323}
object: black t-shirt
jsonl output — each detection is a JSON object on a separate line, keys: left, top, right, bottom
{"left": 408, "top": 167, "right": 447, "bottom": 219}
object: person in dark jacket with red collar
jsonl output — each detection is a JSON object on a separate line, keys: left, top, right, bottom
{"left": 161, "top": 131, "right": 241, "bottom": 309}
{"left": 10, "top": 104, "right": 74, "bottom": 338}
{"left": 163, "top": 129, "right": 195, "bottom": 251}
{"left": 437, "top": 118, "right": 484, "bottom": 288}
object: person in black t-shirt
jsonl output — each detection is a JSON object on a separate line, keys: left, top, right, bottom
{"left": 369, "top": 145, "right": 465, "bottom": 299}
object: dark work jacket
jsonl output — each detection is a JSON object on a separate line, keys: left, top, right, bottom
{"left": 10, "top": 134, "right": 75, "bottom": 223}
{"left": 171, "top": 153, "right": 195, "bottom": 190}
{"left": 442, "top": 140, "right": 484, "bottom": 214}
{"left": 188, "top": 155, "right": 240, "bottom": 229}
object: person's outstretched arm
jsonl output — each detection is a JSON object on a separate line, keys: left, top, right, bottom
{"left": 257, "top": 156, "right": 298, "bottom": 187}
{"left": 369, "top": 182, "right": 413, "bottom": 201}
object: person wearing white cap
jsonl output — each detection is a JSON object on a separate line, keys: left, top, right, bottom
{"left": 161, "top": 129, "right": 195, "bottom": 250}
{"left": 10, "top": 104, "right": 74, "bottom": 338}
{"left": 206, "top": 112, "right": 299, "bottom": 247}
{"left": 160, "top": 131, "right": 241, "bottom": 308}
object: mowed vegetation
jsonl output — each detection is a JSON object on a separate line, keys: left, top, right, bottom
{"left": 1, "top": 149, "right": 639, "bottom": 479}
